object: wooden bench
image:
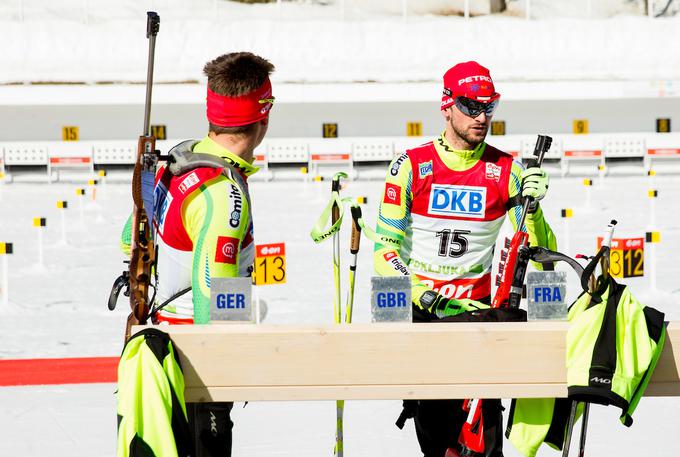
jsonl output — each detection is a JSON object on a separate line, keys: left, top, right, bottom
{"left": 135, "top": 322, "right": 680, "bottom": 403}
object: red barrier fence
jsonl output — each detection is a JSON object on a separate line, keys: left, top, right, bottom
{"left": 0, "top": 356, "right": 118, "bottom": 386}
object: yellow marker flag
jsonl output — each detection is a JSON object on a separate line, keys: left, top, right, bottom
{"left": 645, "top": 232, "right": 661, "bottom": 243}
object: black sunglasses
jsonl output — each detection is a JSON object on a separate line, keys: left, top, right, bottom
{"left": 454, "top": 96, "right": 499, "bottom": 118}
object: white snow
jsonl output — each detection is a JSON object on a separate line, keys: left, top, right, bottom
{"left": 1, "top": 0, "right": 679, "bottom": 85}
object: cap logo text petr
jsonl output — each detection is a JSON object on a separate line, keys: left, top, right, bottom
{"left": 458, "top": 75, "right": 492, "bottom": 86}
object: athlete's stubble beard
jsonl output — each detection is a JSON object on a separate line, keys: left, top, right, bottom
{"left": 449, "top": 114, "right": 489, "bottom": 150}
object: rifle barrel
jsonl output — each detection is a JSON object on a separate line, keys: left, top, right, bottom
{"left": 143, "top": 12, "right": 160, "bottom": 136}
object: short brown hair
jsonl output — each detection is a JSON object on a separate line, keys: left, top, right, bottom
{"left": 204, "top": 52, "right": 275, "bottom": 135}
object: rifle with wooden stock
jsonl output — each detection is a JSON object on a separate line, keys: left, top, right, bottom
{"left": 108, "top": 12, "right": 161, "bottom": 341}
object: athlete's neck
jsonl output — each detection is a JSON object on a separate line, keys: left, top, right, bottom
{"left": 208, "top": 131, "right": 256, "bottom": 164}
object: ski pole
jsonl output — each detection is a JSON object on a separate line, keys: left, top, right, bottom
{"left": 345, "top": 204, "right": 362, "bottom": 324}
{"left": 330, "top": 171, "right": 347, "bottom": 457}
{"left": 564, "top": 219, "right": 617, "bottom": 457}
{"left": 577, "top": 220, "right": 616, "bottom": 456}
{"left": 331, "top": 172, "right": 347, "bottom": 326}
{"left": 578, "top": 403, "right": 590, "bottom": 457}
{"left": 562, "top": 401, "right": 578, "bottom": 457}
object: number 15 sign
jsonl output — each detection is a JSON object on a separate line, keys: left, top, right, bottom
{"left": 254, "top": 243, "right": 286, "bottom": 285}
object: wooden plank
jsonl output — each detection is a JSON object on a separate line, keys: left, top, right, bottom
{"left": 134, "top": 322, "right": 680, "bottom": 402}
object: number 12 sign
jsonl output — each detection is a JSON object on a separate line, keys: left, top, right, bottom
{"left": 254, "top": 243, "right": 286, "bottom": 285}
{"left": 597, "top": 236, "right": 644, "bottom": 278}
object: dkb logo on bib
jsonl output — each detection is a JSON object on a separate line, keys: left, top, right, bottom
{"left": 428, "top": 184, "right": 486, "bottom": 218}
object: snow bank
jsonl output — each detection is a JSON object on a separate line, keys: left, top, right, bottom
{"left": 1, "top": 0, "right": 679, "bottom": 85}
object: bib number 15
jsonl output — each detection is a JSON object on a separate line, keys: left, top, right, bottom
{"left": 435, "top": 229, "right": 470, "bottom": 258}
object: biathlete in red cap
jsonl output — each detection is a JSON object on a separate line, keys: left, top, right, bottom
{"left": 375, "top": 61, "right": 557, "bottom": 456}
{"left": 120, "top": 52, "right": 275, "bottom": 457}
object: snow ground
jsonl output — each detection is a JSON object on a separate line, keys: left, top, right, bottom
{"left": 0, "top": 170, "right": 679, "bottom": 456}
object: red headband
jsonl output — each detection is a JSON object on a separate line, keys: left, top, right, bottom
{"left": 206, "top": 78, "right": 274, "bottom": 127}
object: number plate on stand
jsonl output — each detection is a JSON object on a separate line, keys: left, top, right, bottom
{"left": 597, "top": 237, "right": 644, "bottom": 278}
{"left": 254, "top": 243, "right": 287, "bottom": 285}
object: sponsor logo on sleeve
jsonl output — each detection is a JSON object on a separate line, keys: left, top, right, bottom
{"left": 383, "top": 183, "right": 402, "bottom": 205}
{"left": 382, "top": 252, "right": 409, "bottom": 274}
{"left": 428, "top": 184, "right": 486, "bottom": 218}
{"left": 485, "top": 163, "right": 502, "bottom": 182}
{"left": 390, "top": 153, "right": 408, "bottom": 177}
{"left": 178, "top": 172, "right": 200, "bottom": 194}
{"left": 419, "top": 161, "right": 433, "bottom": 178}
{"left": 215, "top": 236, "right": 239, "bottom": 264}
{"left": 228, "top": 183, "right": 243, "bottom": 228}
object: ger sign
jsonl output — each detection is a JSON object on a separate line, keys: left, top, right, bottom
{"left": 428, "top": 184, "right": 486, "bottom": 218}
{"left": 210, "top": 277, "right": 253, "bottom": 323}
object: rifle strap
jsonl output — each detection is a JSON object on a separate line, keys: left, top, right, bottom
{"left": 151, "top": 140, "right": 254, "bottom": 310}
{"left": 166, "top": 140, "right": 252, "bottom": 214}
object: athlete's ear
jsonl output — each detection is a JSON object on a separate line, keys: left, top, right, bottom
{"left": 441, "top": 107, "right": 452, "bottom": 122}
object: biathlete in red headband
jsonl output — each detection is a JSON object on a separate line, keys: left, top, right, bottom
{"left": 375, "top": 61, "right": 557, "bottom": 457}
{"left": 120, "top": 51, "right": 275, "bottom": 457}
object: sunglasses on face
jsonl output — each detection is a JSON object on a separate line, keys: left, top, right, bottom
{"left": 454, "top": 96, "right": 499, "bottom": 118}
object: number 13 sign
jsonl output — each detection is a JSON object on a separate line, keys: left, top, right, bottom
{"left": 254, "top": 243, "right": 286, "bottom": 286}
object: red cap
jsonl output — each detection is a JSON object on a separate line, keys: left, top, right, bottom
{"left": 441, "top": 61, "right": 500, "bottom": 111}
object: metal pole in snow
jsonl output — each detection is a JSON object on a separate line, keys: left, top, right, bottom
{"left": 2, "top": 256, "right": 8, "bottom": 306}
{"left": 649, "top": 242, "right": 657, "bottom": 291}
{"left": 37, "top": 225, "right": 44, "bottom": 268}
{"left": 61, "top": 207, "right": 67, "bottom": 243}
{"left": 254, "top": 286, "right": 261, "bottom": 324}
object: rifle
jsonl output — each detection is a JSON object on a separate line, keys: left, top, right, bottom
{"left": 108, "top": 12, "right": 161, "bottom": 341}
{"left": 492, "top": 134, "right": 553, "bottom": 309}
{"left": 448, "top": 135, "right": 554, "bottom": 457}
